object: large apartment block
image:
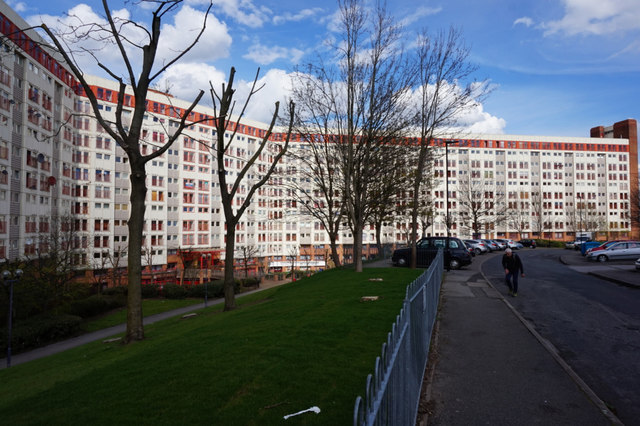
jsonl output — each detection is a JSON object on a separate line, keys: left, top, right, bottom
{"left": 0, "top": 3, "right": 637, "bottom": 283}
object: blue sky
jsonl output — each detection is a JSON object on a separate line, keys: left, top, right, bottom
{"left": 10, "top": 0, "right": 640, "bottom": 137}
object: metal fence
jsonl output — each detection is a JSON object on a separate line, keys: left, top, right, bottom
{"left": 353, "top": 249, "right": 443, "bottom": 426}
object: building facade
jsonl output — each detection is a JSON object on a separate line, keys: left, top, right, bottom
{"left": 0, "top": 3, "right": 637, "bottom": 284}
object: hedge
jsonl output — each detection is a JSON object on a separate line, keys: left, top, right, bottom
{"left": 0, "top": 313, "right": 82, "bottom": 355}
{"left": 66, "top": 295, "right": 126, "bottom": 319}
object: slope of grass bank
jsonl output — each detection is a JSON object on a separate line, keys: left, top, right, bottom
{"left": 82, "top": 298, "right": 209, "bottom": 332}
{"left": 0, "top": 267, "right": 422, "bottom": 425}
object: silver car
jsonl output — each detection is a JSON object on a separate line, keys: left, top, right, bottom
{"left": 464, "top": 239, "right": 488, "bottom": 255}
{"left": 586, "top": 241, "right": 640, "bottom": 262}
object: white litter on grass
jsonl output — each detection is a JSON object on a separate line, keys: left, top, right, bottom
{"left": 283, "top": 406, "right": 321, "bottom": 419}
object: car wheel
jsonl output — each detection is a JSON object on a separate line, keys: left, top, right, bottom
{"left": 396, "top": 257, "right": 407, "bottom": 267}
{"left": 597, "top": 255, "right": 608, "bottom": 263}
{"left": 449, "top": 259, "right": 461, "bottom": 270}
{"left": 474, "top": 248, "right": 481, "bottom": 255}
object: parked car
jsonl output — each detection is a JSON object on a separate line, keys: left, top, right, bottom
{"left": 464, "top": 239, "right": 488, "bottom": 255}
{"left": 506, "top": 240, "right": 524, "bottom": 250}
{"left": 586, "top": 241, "right": 640, "bottom": 262}
{"left": 581, "top": 241, "right": 603, "bottom": 255}
{"left": 392, "top": 236, "right": 473, "bottom": 270}
{"left": 464, "top": 241, "right": 476, "bottom": 257}
{"left": 636, "top": 257, "right": 640, "bottom": 271}
{"left": 481, "top": 239, "right": 500, "bottom": 252}
{"left": 566, "top": 236, "right": 592, "bottom": 250}
{"left": 584, "top": 240, "right": 626, "bottom": 256}
{"left": 518, "top": 239, "right": 536, "bottom": 248}
{"left": 492, "top": 239, "right": 507, "bottom": 250}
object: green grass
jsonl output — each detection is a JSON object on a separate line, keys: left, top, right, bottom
{"left": 0, "top": 267, "right": 422, "bottom": 425}
{"left": 82, "top": 298, "right": 208, "bottom": 332}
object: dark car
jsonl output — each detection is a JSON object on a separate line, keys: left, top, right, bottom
{"left": 464, "top": 241, "right": 476, "bottom": 257}
{"left": 518, "top": 239, "right": 536, "bottom": 248}
{"left": 392, "top": 237, "right": 473, "bottom": 270}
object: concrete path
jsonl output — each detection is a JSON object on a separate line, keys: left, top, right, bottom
{"left": 425, "top": 255, "right": 622, "bottom": 425}
{"left": 2, "top": 281, "right": 288, "bottom": 368}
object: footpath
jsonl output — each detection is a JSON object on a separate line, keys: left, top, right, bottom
{"left": 1, "top": 279, "right": 289, "bottom": 369}
{"left": 423, "top": 252, "right": 626, "bottom": 426}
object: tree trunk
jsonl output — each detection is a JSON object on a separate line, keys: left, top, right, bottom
{"left": 375, "top": 221, "right": 383, "bottom": 259}
{"left": 329, "top": 235, "right": 342, "bottom": 268}
{"left": 354, "top": 227, "right": 363, "bottom": 272}
{"left": 410, "top": 146, "right": 427, "bottom": 269}
{"left": 223, "top": 226, "right": 237, "bottom": 311}
{"left": 125, "top": 160, "right": 146, "bottom": 342}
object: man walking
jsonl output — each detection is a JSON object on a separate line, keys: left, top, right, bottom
{"left": 502, "top": 248, "right": 524, "bottom": 296}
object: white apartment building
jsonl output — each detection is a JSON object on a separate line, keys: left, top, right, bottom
{"left": 0, "top": 3, "right": 637, "bottom": 285}
{"left": 427, "top": 135, "right": 635, "bottom": 241}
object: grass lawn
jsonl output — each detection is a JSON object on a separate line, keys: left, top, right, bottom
{"left": 0, "top": 267, "right": 423, "bottom": 425}
{"left": 83, "top": 298, "right": 209, "bottom": 332}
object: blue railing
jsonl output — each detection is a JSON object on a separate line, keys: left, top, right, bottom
{"left": 353, "top": 249, "right": 443, "bottom": 425}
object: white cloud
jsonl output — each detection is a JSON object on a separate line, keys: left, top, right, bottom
{"left": 9, "top": 1, "right": 27, "bottom": 13}
{"left": 187, "top": 0, "right": 271, "bottom": 28}
{"left": 400, "top": 6, "right": 442, "bottom": 26}
{"left": 157, "top": 62, "right": 227, "bottom": 104}
{"left": 457, "top": 105, "right": 507, "bottom": 134}
{"left": 273, "top": 8, "right": 323, "bottom": 25}
{"left": 243, "top": 43, "right": 304, "bottom": 66}
{"left": 157, "top": 6, "right": 232, "bottom": 65}
{"left": 325, "top": 8, "right": 344, "bottom": 33}
{"left": 236, "top": 69, "right": 294, "bottom": 124}
{"left": 28, "top": 4, "right": 231, "bottom": 84}
{"left": 28, "top": 4, "right": 134, "bottom": 75}
{"left": 513, "top": 17, "right": 534, "bottom": 27}
{"left": 162, "top": 66, "right": 294, "bottom": 125}
{"left": 542, "top": 0, "right": 640, "bottom": 36}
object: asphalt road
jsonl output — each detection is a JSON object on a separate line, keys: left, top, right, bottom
{"left": 481, "top": 248, "right": 640, "bottom": 425}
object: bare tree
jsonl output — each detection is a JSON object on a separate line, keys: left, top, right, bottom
{"left": 531, "top": 192, "right": 556, "bottom": 244}
{"left": 506, "top": 205, "right": 530, "bottom": 240}
{"left": 37, "top": 0, "right": 212, "bottom": 342}
{"left": 236, "top": 245, "right": 261, "bottom": 278}
{"left": 328, "top": 0, "right": 415, "bottom": 272}
{"left": 457, "top": 175, "right": 504, "bottom": 238}
{"left": 283, "top": 122, "right": 345, "bottom": 268}
{"left": 89, "top": 248, "right": 110, "bottom": 293}
{"left": 26, "top": 214, "right": 83, "bottom": 311}
{"left": 409, "top": 27, "right": 488, "bottom": 268}
{"left": 367, "top": 146, "right": 411, "bottom": 257}
{"left": 286, "top": 245, "right": 299, "bottom": 278}
{"left": 565, "top": 194, "right": 603, "bottom": 238}
{"left": 208, "top": 67, "right": 294, "bottom": 311}
{"left": 107, "top": 245, "right": 127, "bottom": 289}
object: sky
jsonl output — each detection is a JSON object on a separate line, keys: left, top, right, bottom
{"left": 8, "top": 0, "right": 640, "bottom": 138}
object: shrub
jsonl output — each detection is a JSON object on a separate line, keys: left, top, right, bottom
{"left": 162, "top": 283, "right": 187, "bottom": 299}
{"left": 103, "top": 286, "right": 127, "bottom": 297}
{"left": 238, "top": 277, "right": 260, "bottom": 292}
{"left": 66, "top": 295, "right": 126, "bottom": 319}
{"left": 0, "top": 313, "right": 82, "bottom": 354}
{"left": 141, "top": 285, "right": 160, "bottom": 299}
{"left": 205, "top": 280, "right": 225, "bottom": 298}
{"left": 185, "top": 284, "right": 205, "bottom": 298}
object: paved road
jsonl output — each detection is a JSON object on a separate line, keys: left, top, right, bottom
{"left": 481, "top": 249, "right": 640, "bottom": 425}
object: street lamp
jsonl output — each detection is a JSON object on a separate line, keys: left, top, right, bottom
{"left": 3, "top": 269, "right": 23, "bottom": 368}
